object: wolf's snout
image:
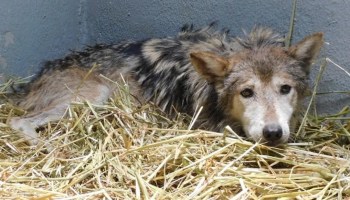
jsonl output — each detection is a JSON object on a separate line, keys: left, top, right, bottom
{"left": 263, "top": 124, "right": 283, "bottom": 143}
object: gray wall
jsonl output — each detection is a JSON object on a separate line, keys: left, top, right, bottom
{"left": 0, "top": 0, "right": 349, "bottom": 113}
{"left": 0, "top": 0, "right": 88, "bottom": 78}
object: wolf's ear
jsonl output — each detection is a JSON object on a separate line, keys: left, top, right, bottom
{"left": 190, "top": 51, "right": 230, "bottom": 82}
{"left": 288, "top": 32, "right": 324, "bottom": 74}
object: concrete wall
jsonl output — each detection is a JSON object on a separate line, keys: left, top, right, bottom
{"left": 0, "top": 0, "right": 88, "bottom": 78}
{"left": 0, "top": 0, "right": 349, "bottom": 113}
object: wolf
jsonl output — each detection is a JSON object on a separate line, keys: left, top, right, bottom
{"left": 9, "top": 24, "right": 323, "bottom": 147}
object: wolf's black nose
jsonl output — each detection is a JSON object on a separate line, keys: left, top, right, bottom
{"left": 263, "top": 124, "right": 283, "bottom": 143}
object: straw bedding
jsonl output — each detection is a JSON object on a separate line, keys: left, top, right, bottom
{"left": 0, "top": 66, "right": 349, "bottom": 200}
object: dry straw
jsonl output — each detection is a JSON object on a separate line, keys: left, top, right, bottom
{"left": 0, "top": 59, "right": 349, "bottom": 199}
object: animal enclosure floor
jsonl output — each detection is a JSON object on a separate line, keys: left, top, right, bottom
{"left": 0, "top": 80, "right": 349, "bottom": 199}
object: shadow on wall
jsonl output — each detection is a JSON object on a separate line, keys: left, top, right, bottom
{"left": 0, "top": 32, "right": 14, "bottom": 78}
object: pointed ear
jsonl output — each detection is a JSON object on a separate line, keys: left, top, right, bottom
{"left": 190, "top": 51, "right": 230, "bottom": 82}
{"left": 288, "top": 32, "right": 324, "bottom": 74}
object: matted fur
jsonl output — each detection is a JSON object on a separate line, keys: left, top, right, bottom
{"left": 10, "top": 23, "right": 323, "bottom": 146}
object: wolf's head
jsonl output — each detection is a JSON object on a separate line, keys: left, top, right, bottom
{"left": 190, "top": 30, "right": 323, "bottom": 146}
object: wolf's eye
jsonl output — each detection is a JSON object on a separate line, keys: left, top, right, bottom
{"left": 280, "top": 85, "right": 291, "bottom": 95}
{"left": 240, "top": 88, "right": 254, "bottom": 98}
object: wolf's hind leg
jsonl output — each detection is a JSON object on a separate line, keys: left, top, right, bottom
{"left": 10, "top": 104, "right": 69, "bottom": 146}
{"left": 9, "top": 66, "right": 114, "bottom": 147}
{"left": 10, "top": 83, "right": 112, "bottom": 146}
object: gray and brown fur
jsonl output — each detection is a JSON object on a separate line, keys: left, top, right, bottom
{"left": 10, "top": 23, "right": 323, "bottom": 146}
